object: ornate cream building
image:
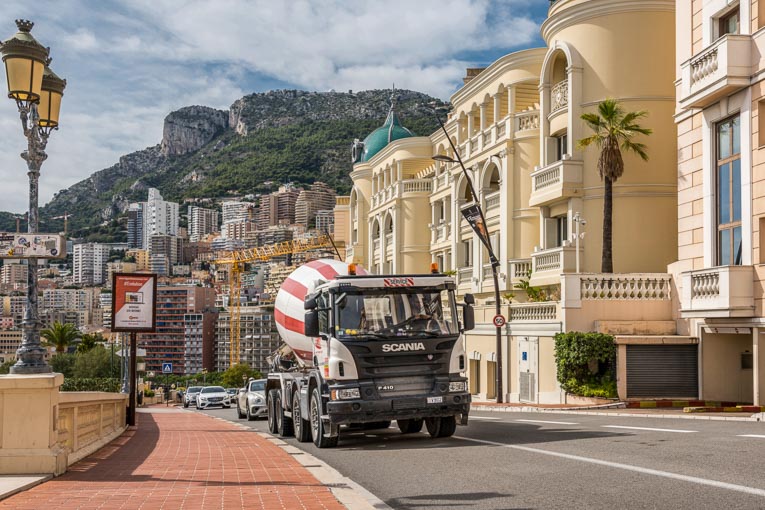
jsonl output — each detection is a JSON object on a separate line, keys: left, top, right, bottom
{"left": 673, "top": 0, "right": 765, "bottom": 404}
{"left": 336, "top": 0, "right": 765, "bottom": 405}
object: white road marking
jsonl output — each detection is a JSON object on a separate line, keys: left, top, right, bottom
{"left": 738, "top": 434, "right": 765, "bottom": 439}
{"left": 515, "top": 419, "right": 579, "bottom": 425}
{"left": 603, "top": 425, "right": 697, "bottom": 434}
{"left": 454, "top": 436, "right": 765, "bottom": 498}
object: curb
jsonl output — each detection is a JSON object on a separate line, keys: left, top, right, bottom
{"left": 684, "top": 405, "right": 765, "bottom": 413}
{"left": 0, "top": 475, "right": 51, "bottom": 502}
{"left": 472, "top": 405, "right": 760, "bottom": 421}
{"left": 626, "top": 400, "right": 740, "bottom": 409}
{"left": 472, "top": 402, "right": 626, "bottom": 413}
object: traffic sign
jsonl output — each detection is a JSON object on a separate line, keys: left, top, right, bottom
{"left": 492, "top": 314, "right": 506, "bottom": 327}
{"left": 162, "top": 362, "right": 173, "bottom": 374}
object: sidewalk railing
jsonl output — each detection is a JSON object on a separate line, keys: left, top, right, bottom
{"left": 57, "top": 392, "right": 128, "bottom": 467}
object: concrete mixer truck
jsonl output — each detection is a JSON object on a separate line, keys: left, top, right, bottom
{"left": 265, "top": 259, "right": 475, "bottom": 448}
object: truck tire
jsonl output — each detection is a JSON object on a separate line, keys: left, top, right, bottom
{"left": 310, "top": 387, "right": 338, "bottom": 448}
{"left": 425, "top": 416, "right": 457, "bottom": 438}
{"left": 293, "top": 391, "right": 312, "bottom": 442}
{"left": 397, "top": 418, "right": 424, "bottom": 434}
{"left": 267, "top": 389, "right": 279, "bottom": 433}
{"left": 275, "top": 391, "right": 293, "bottom": 437}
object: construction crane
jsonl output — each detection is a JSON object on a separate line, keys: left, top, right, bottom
{"left": 213, "top": 234, "right": 336, "bottom": 366}
{"left": 51, "top": 212, "right": 73, "bottom": 235}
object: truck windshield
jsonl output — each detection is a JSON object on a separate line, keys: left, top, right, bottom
{"left": 335, "top": 289, "right": 458, "bottom": 339}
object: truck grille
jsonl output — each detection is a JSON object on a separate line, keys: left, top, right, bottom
{"left": 344, "top": 338, "right": 456, "bottom": 379}
{"left": 392, "top": 397, "right": 426, "bottom": 410}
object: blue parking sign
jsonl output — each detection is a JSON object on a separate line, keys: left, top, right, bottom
{"left": 162, "top": 362, "right": 173, "bottom": 374}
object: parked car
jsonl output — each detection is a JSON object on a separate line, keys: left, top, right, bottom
{"left": 236, "top": 378, "right": 266, "bottom": 420}
{"left": 196, "top": 386, "right": 231, "bottom": 410}
{"left": 183, "top": 386, "right": 202, "bottom": 408}
{"left": 226, "top": 388, "right": 238, "bottom": 404}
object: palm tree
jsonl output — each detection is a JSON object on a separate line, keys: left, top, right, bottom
{"left": 41, "top": 322, "right": 81, "bottom": 353}
{"left": 76, "top": 333, "right": 105, "bottom": 353}
{"left": 577, "top": 99, "right": 652, "bottom": 273}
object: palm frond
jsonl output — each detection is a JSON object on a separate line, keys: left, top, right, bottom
{"left": 621, "top": 140, "right": 650, "bottom": 161}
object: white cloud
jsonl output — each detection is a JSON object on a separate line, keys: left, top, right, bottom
{"left": 0, "top": 0, "right": 542, "bottom": 213}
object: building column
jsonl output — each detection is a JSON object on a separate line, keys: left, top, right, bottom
{"left": 507, "top": 85, "right": 516, "bottom": 139}
{"left": 479, "top": 102, "right": 487, "bottom": 132}
{"left": 493, "top": 94, "right": 501, "bottom": 125}
{"left": 467, "top": 111, "right": 475, "bottom": 138}
{"left": 391, "top": 206, "right": 398, "bottom": 273}
{"left": 755, "top": 328, "right": 765, "bottom": 406}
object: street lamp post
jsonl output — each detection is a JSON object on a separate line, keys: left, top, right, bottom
{"left": 573, "top": 212, "right": 586, "bottom": 273}
{"left": 429, "top": 105, "right": 504, "bottom": 404}
{"left": 1, "top": 20, "right": 66, "bottom": 374}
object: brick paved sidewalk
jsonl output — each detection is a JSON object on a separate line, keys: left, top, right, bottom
{"left": 0, "top": 408, "right": 346, "bottom": 510}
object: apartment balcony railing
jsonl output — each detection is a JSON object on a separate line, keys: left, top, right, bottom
{"left": 530, "top": 245, "right": 578, "bottom": 287}
{"left": 434, "top": 172, "right": 449, "bottom": 190}
{"left": 560, "top": 273, "right": 673, "bottom": 308}
{"left": 680, "top": 265, "right": 754, "bottom": 318}
{"left": 550, "top": 79, "right": 568, "bottom": 115}
{"left": 509, "top": 302, "right": 559, "bottom": 322}
{"left": 678, "top": 34, "right": 751, "bottom": 110}
{"left": 508, "top": 259, "right": 532, "bottom": 285}
{"left": 529, "top": 158, "right": 583, "bottom": 207}
{"left": 482, "top": 263, "right": 494, "bottom": 280}
{"left": 436, "top": 221, "right": 450, "bottom": 241}
{"left": 372, "top": 179, "right": 433, "bottom": 209}
{"left": 515, "top": 110, "right": 539, "bottom": 133}
{"left": 457, "top": 267, "right": 473, "bottom": 286}
{"left": 496, "top": 119, "right": 507, "bottom": 139}
{"left": 484, "top": 190, "right": 501, "bottom": 216}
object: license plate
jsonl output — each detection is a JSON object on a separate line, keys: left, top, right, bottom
{"left": 427, "top": 396, "right": 443, "bottom": 404}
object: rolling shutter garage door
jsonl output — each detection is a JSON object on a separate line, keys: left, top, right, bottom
{"left": 626, "top": 345, "right": 698, "bottom": 398}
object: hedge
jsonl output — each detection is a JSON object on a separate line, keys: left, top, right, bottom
{"left": 60, "top": 378, "right": 121, "bottom": 392}
{"left": 553, "top": 331, "right": 617, "bottom": 398}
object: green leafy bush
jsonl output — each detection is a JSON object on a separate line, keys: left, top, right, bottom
{"left": 554, "top": 331, "right": 617, "bottom": 398}
{"left": 144, "top": 389, "right": 155, "bottom": 397}
{"left": 60, "top": 378, "right": 121, "bottom": 392}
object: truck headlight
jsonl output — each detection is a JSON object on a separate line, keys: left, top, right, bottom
{"left": 449, "top": 381, "right": 467, "bottom": 392}
{"left": 331, "top": 388, "right": 360, "bottom": 400}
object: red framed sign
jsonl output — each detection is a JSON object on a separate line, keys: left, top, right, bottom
{"left": 111, "top": 273, "right": 157, "bottom": 332}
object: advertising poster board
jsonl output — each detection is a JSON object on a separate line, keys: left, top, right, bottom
{"left": 111, "top": 273, "right": 157, "bottom": 332}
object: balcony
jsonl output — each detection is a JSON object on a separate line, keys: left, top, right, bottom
{"left": 508, "top": 259, "right": 532, "bottom": 286}
{"left": 530, "top": 245, "right": 578, "bottom": 287}
{"left": 529, "top": 158, "right": 583, "bottom": 207}
{"left": 457, "top": 267, "right": 473, "bottom": 287}
{"left": 678, "top": 34, "right": 751, "bottom": 110}
{"left": 484, "top": 190, "right": 501, "bottom": 217}
{"left": 550, "top": 79, "right": 568, "bottom": 115}
{"left": 514, "top": 110, "right": 539, "bottom": 134}
{"left": 680, "top": 265, "right": 754, "bottom": 318}
{"left": 508, "top": 302, "right": 559, "bottom": 322}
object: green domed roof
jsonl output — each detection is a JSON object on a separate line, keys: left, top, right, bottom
{"left": 357, "top": 108, "right": 415, "bottom": 163}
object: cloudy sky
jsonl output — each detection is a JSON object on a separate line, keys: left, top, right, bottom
{"left": 0, "top": 0, "right": 547, "bottom": 213}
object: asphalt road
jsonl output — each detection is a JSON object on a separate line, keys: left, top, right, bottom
{"left": 195, "top": 404, "right": 765, "bottom": 509}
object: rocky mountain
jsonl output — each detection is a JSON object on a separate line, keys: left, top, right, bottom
{"left": 9, "top": 89, "right": 444, "bottom": 241}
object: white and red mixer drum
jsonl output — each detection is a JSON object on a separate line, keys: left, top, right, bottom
{"left": 274, "top": 259, "right": 367, "bottom": 366}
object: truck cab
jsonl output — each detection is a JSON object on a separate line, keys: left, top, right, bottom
{"left": 301, "top": 273, "right": 474, "bottom": 444}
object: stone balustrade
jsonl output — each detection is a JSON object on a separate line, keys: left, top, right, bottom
{"left": 579, "top": 274, "right": 672, "bottom": 300}
{"left": 550, "top": 79, "right": 568, "bottom": 113}
{"left": 515, "top": 111, "right": 540, "bottom": 132}
{"left": 57, "top": 392, "right": 128, "bottom": 467}
{"left": 509, "top": 302, "right": 559, "bottom": 322}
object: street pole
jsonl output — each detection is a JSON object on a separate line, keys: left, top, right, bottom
{"left": 1, "top": 21, "right": 66, "bottom": 374}
{"left": 128, "top": 332, "right": 137, "bottom": 426}
{"left": 573, "top": 212, "right": 586, "bottom": 274}
{"left": 428, "top": 104, "right": 503, "bottom": 403}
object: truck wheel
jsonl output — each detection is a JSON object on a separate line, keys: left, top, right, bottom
{"left": 267, "top": 389, "right": 279, "bottom": 433}
{"left": 310, "top": 387, "right": 338, "bottom": 448}
{"left": 425, "top": 416, "right": 457, "bottom": 438}
{"left": 275, "top": 391, "right": 293, "bottom": 437}
{"left": 293, "top": 391, "right": 311, "bottom": 442}
{"left": 363, "top": 421, "right": 391, "bottom": 430}
{"left": 397, "top": 418, "right": 424, "bottom": 434}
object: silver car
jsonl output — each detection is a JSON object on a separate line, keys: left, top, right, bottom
{"left": 183, "top": 386, "right": 202, "bottom": 408}
{"left": 196, "top": 386, "right": 231, "bottom": 409}
{"left": 236, "top": 379, "right": 266, "bottom": 420}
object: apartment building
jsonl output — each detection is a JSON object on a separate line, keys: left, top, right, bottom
{"left": 337, "top": 0, "right": 679, "bottom": 404}
{"left": 187, "top": 205, "right": 219, "bottom": 242}
{"left": 127, "top": 203, "right": 144, "bottom": 249}
{"left": 142, "top": 188, "right": 179, "bottom": 248}
{"left": 673, "top": 0, "right": 765, "bottom": 404}
{"left": 73, "top": 243, "right": 112, "bottom": 286}
{"left": 137, "top": 285, "right": 216, "bottom": 374}
{"left": 215, "top": 306, "right": 278, "bottom": 374}
{"left": 184, "top": 311, "right": 218, "bottom": 374}
{"left": 1, "top": 262, "right": 27, "bottom": 286}
{"left": 295, "top": 182, "right": 337, "bottom": 228}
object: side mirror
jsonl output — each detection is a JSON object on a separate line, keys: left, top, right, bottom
{"left": 464, "top": 293, "right": 475, "bottom": 305}
{"left": 304, "top": 310, "right": 320, "bottom": 337}
{"left": 462, "top": 304, "right": 475, "bottom": 332}
{"left": 304, "top": 296, "right": 317, "bottom": 310}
